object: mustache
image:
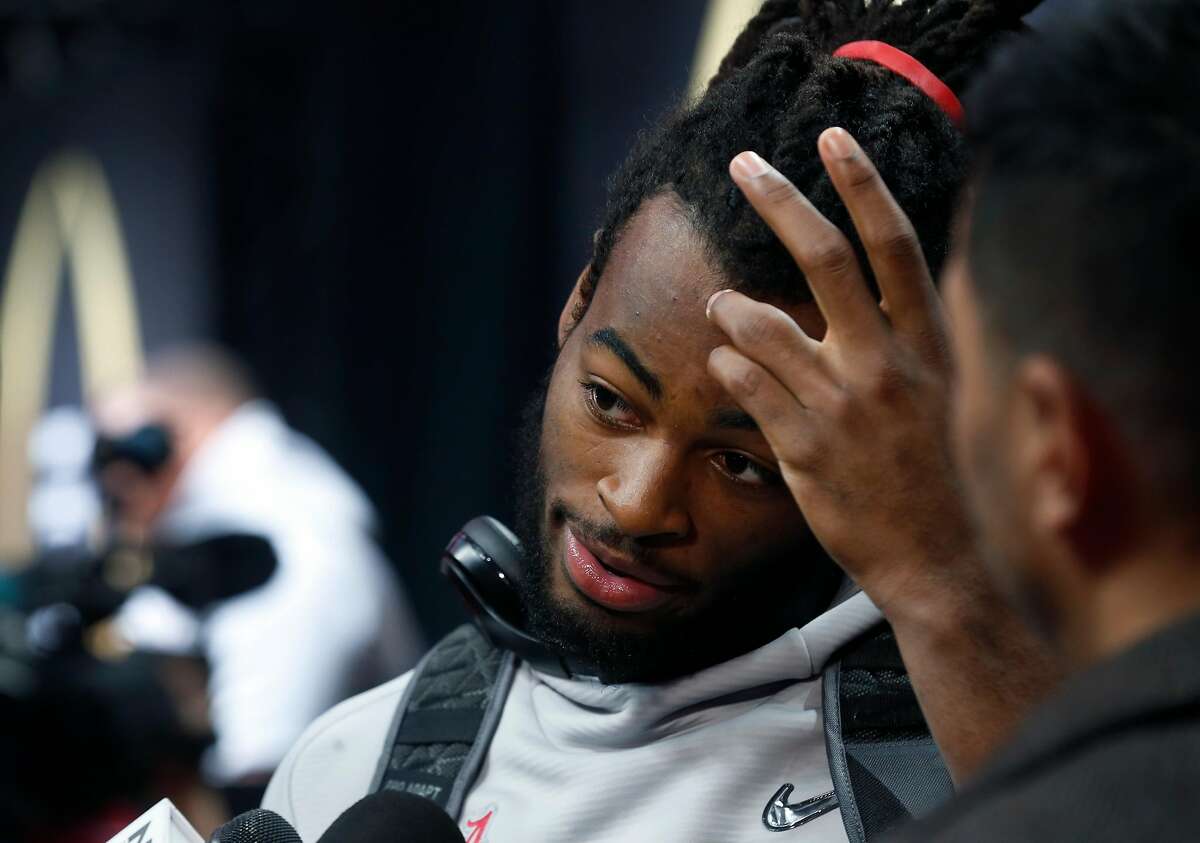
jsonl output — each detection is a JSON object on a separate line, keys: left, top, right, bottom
{"left": 549, "top": 498, "right": 699, "bottom": 589}
{"left": 549, "top": 499, "right": 635, "bottom": 554}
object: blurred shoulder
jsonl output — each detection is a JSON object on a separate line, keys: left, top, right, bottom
{"left": 896, "top": 719, "right": 1200, "bottom": 841}
{"left": 262, "top": 670, "right": 413, "bottom": 839}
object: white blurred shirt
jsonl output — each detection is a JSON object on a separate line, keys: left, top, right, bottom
{"left": 117, "top": 400, "right": 424, "bottom": 783}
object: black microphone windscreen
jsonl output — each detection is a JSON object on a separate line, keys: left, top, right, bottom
{"left": 210, "top": 808, "right": 303, "bottom": 843}
{"left": 152, "top": 533, "right": 278, "bottom": 608}
{"left": 317, "top": 792, "right": 465, "bottom": 843}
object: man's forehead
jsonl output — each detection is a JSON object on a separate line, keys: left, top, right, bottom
{"left": 577, "top": 200, "right": 763, "bottom": 429}
{"left": 941, "top": 237, "right": 988, "bottom": 340}
{"left": 586, "top": 195, "right": 727, "bottom": 340}
{"left": 588, "top": 192, "right": 825, "bottom": 336}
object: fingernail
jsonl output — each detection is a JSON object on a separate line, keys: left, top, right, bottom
{"left": 730, "top": 151, "right": 770, "bottom": 179}
{"left": 822, "top": 127, "right": 856, "bottom": 160}
{"left": 706, "top": 288, "right": 735, "bottom": 320}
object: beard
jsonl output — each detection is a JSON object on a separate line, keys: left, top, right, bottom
{"left": 962, "top": 425, "right": 1059, "bottom": 643}
{"left": 510, "top": 375, "right": 842, "bottom": 685}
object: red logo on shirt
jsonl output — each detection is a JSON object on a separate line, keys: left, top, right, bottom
{"left": 463, "top": 807, "right": 494, "bottom": 843}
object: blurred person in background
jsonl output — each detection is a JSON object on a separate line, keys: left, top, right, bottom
{"left": 91, "top": 345, "right": 424, "bottom": 812}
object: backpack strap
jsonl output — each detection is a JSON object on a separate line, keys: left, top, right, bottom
{"left": 370, "top": 624, "right": 516, "bottom": 819}
{"left": 823, "top": 623, "right": 955, "bottom": 841}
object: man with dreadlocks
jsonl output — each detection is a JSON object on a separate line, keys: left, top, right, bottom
{"left": 264, "top": 2, "right": 1053, "bottom": 840}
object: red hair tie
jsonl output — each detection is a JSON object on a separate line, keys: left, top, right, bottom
{"left": 833, "top": 41, "right": 965, "bottom": 129}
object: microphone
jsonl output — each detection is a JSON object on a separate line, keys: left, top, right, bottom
{"left": 20, "top": 533, "right": 279, "bottom": 628}
{"left": 210, "top": 809, "right": 302, "bottom": 843}
{"left": 114, "top": 792, "right": 463, "bottom": 843}
{"left": 102, "top": 800, "right": 303, "bottom": 843}
{"left": 317, "top": 792, "right": 465, "bottom": 843}
{"left": 147, "top": 533, "right": 278, "bottom": 609}
{"left": 105, "top": 798, "right": 205, "bottom": 843}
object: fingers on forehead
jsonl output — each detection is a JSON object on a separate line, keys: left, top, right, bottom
{"left": 708, "top": 292, "right": 815, "bottom": 356}
{"left": 818, "top": 130, "right": 938, "bottom": 327}
{"left": 730, "top": 160, "right": 882, "bottom": 334}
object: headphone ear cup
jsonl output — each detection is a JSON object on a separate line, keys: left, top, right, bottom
{"left": 460, "top": 515, "right": 525, "bottom": 584}
{"left": 441, "top": 515, "right": 598, "bottom": 681}
{"left": 442, "top": 516, "right": 525, "bottom": 628}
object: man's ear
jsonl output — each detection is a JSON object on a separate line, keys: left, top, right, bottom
{"left": 557, "top": 263, "right": 591, "bottom": 349}
{"left": 1015, "top": 356, "right": 1142, "bottom": 573}
{"left": 1013, "top": 357, "right": 1087, "bottom": 534}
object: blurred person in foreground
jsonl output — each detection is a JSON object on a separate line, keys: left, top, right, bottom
{"left": 264, "top": 3, "right": 1061, "bottom": 841}
{"left": 93, "top": 346, "right": 424, "bottom": 809}
{"left": 702, "top": 0, "right": 1200, "bottom": 839}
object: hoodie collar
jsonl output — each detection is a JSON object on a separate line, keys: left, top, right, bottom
{"left": 528, "top": 588, "right": 882, "bottom": 744}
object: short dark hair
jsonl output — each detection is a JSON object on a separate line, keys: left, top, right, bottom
{"left": 966, "top": 0, "right": 1200, "bottom": 512}
{"left": 579, "top": 0, "right": 1039, "bottom": 318}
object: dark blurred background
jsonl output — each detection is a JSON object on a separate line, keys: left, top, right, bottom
{"left": 0, "top": 0, "right": 1087, "bottom": 643}
{"left": 0, "top": 0, "right": 708, "bottom": 641}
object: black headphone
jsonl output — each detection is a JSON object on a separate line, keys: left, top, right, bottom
{"left": 440, "top": 515, "right": 599, "bottom": 679}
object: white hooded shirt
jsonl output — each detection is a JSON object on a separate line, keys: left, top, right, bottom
{"left": 263, "top": 589, "right": 883, "bottom": 841}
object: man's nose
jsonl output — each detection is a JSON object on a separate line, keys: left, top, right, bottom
{"left": 596, "top": 442, "right": 691, "bottom": 541}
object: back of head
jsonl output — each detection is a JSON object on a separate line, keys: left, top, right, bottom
{"left": 92, "top": 344, "right": 256, "bottom": 440}
{"left": 141, "top": 344, "right": 257, "bottom": 418}
{"left": 966, "top": 0, "right": 1200, "bottom": 521}
{"left": 579, "top": 0, "right": 1041, "bottom": 317}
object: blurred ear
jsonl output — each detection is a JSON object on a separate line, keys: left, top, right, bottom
{"left": 1011, "top": 356, "right": 1090, "bottom": 547}
{"left": 557, "top": 264, "right": 591, "bottom": 349}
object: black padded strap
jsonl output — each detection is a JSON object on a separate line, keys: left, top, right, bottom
{"left": 824, "top": 623, "right": 955, "bottom": 841}
{"left": 824, "top": 657, "right": 866, "bottom": 843}
{"left": 373, "top": 624, "right": 516, "bottom": 817}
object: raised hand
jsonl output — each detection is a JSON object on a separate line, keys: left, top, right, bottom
{"left": 706, "top": 128, "right": 969, "bottom": 615}
{"left": 706, "top": 129, "right": 1059, "bottom": 781}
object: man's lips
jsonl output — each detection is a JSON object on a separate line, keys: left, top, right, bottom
{"left": 562, "top": 527, "right": 681, "bottom": 613}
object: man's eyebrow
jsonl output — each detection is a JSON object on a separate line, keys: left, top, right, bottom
{"left": 587, "top": 328, "right": 664, "bottom": 400}
{"left": 709, "top": 407, "right": 760, "bottom": 432}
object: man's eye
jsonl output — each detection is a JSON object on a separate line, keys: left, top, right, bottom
{"left": 713, "top": 452, "right": 780, "bottom": 488}
{"left": 580, "top": 381, "right": 640, "bottom": 429}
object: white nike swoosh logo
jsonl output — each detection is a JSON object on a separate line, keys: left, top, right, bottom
{"left": 762, "top": 783, "right": 839, "bottom": 832}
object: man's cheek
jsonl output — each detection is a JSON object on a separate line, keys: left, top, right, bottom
{"left": 705, "top": 496, "right": 803, "bottom": 558}
{"left": 967, "top": 424, "right": 1026, "bottom": 598}
{"left": 542, "top": 411, "right": 611, "bottom": 497}
{"left": 538, "top": 387, "right": 576, "bottom": 476}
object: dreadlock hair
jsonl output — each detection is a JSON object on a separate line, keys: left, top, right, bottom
{"left": 577, "top": 0, "right": 1041, "bottom": 316}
